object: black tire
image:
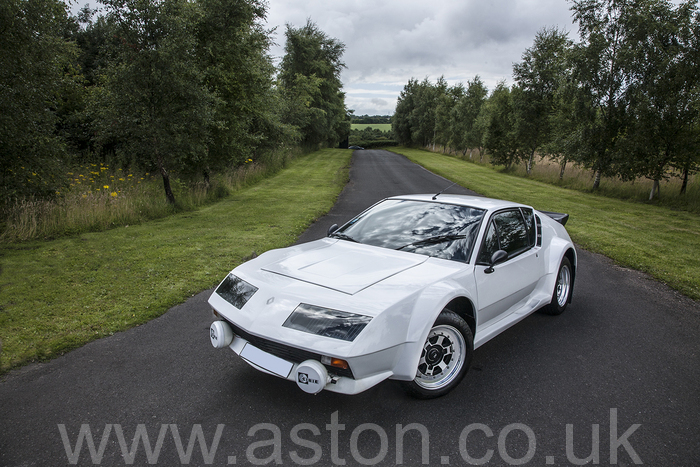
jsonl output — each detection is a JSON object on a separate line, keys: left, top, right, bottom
{"left": 542, "top": 257, "right": 573, "bottom": 315}
{"left": 401, "top": 309, "right": 473, "bottom": 399}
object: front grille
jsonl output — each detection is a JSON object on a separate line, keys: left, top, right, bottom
{"left": 223, "top": 318, "right": 355, "bottom": 379}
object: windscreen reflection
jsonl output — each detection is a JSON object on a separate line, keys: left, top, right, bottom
{"left": 336, "top": 199, "right": 485, "bottom": 262}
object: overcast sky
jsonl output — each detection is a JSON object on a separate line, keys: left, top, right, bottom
{"left": 69, "top": 0, "right": 578, "bottom": 116}
{"left": 264, "top": 0, "right": 578, "bottom": 116}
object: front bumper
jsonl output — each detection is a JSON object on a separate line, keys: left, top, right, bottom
{"left": 211, "top": 318, "right": 405, "bottom": 395}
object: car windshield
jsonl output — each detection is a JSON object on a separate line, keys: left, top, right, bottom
{"left": 333, "top": 199, "right": 485, "bottom": 262}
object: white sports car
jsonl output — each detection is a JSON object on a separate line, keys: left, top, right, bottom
{"left": 208, "top": 194, "right": 576, "bottom": 398}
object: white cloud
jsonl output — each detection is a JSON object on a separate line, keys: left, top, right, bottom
{"left": 265, "top": 0, "right": 576, "bottom": 115}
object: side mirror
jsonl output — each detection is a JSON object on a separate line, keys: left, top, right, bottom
{"left": 327, "top": 224, "right": 339, "bottom": 237}
{"left": 485, "top": 250, "right": 508, "bottom": 274}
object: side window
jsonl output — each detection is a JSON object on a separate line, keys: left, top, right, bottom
{"left": 478, "top": 209, "right": 531, "bottom": 264}
{"left": 477, "top": 221, "right": 498, "bottom": 264}
{"left": 520, "top": 208, "right": 536, "bottom": 247}
{"left": 494, "top": 210, "right": 529, "bottom": 256}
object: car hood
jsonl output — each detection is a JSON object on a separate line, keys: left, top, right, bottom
{"left": 260, "top": 239, "right": 428, "bottom": 295}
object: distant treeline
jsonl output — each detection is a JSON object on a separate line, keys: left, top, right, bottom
{"left": 351, "top": 115, "right": 393, "bottom": 124}
{"left": 393, "top": 0, "right": 700, "bottom": 198}
{"left": 1, "top": 0, "right": 349, "bottom": 205}
{"left": 349, "top": 126, "right": 396, "bottom": 149}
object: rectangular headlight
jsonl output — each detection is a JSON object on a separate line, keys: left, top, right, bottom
{"left": 215, "top": 274, "right": 258, "bottom": 309}
{"left": 283, "top": 304, "right": 372, "bottom": 342}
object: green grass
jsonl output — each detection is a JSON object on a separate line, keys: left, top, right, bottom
{"left": 351, "top": 123, "right": 393, "bottom": 132}
{"left": 391, "top": 147, "right": 700, "bottom": 301}
{"left": 0, "top": 149, "right": 351, "bottom": 373}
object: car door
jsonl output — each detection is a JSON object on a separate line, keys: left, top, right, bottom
{"left": 474, "top": 208, "right": 543, "bottom": 328}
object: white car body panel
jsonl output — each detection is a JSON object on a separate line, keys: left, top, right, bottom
{"left": 260, "top": 240, "right": 428, "bottom": 295}
{"left": 207, "top": 194, "right": 577, "bottom": 395}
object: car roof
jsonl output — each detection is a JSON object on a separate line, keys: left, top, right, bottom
{"left": 388, "top": 194, "right": 529, "bottom": 211}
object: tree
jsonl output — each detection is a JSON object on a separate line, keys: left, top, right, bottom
{"left": 69, "top": 5, "right": 115, "bottom": 87}
{"left": 512, "top": 27, "right": 571, "bottom": 174}
{"left": 567, "top": 0, "right": 636, "bottom": 189}
{"left": 435, "top": 82, "right": 464, "bottom": 153}
{"left": 621, "top": 0, "right": 700, "bottom": 199}
{"left": 278, "top": 19, "right": 349, "bottom": 148}
{"left": 547, "top": 80, "right": 581, "bottom": 180}
{"left": 0, "top": 0, "right": 80, "bottom": 203}
{"left": 393, "top": 78, "right": 420, "bottom": 145}
{"left": 410, "top": 77, "right": 444, "bottom": 147}
{"left": 391, "top": 77, "right": 445, "bottom": 148}
{"left": 450, "top": 76, "right": 488, "bottom": 159}
{"left": 480, "top": 82, "right": 521, "bottom": 170}
{"left": 94, "top": 0, "right": 216, "bottom": 204}
{"left": 195, "top": 0, "right": 290, "bottom": 173}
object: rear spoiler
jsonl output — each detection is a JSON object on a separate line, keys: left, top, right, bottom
{"left": 540, "top": 211, "right": 569, "bottom": 226}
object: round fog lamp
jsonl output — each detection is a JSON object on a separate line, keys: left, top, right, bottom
{"left": 296, "top": 360, "right": 328, "bottom": 394}
{"left": 210, "top": 320, "right": 234, "bottom": 349}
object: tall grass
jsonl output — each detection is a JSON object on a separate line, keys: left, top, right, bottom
{"left": 432, "top": 147, "right": 700, "bottom": 214}
{"left": 1, "top": 151, "right": 293, "bottom": 243}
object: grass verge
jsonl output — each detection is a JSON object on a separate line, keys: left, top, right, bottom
{"left": 351, "top": 123, "right": 393, "bottom": 132}
{"left": 392, "top": 147, "right": 700, "bottom": 301}
{"left": 0, "top": 149, "right": 351, "bottom": 373}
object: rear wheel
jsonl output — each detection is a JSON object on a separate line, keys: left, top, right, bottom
{"left": 401, "top": 310, "right": 473, "bottom": 399}
{"left": 542, "top": 257, "right": 572, "bottom": 315}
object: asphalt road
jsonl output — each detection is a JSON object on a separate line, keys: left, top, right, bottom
{"left": 1, "top": 149, "right": 699, "bottom": 466}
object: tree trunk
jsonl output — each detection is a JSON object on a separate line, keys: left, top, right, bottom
{"left": 559, "top": 160, "right": 567, "bottom": 180}
{"left": 649, "top": 179, "right": 660, "bottom": 201}
{"left": 526, "top": 150, "right": 535, "bottom": 175}
{"left": 592, "top": 169, "right": 602, "bottom": 190}
{"left": 680, "top": 167, "right": 689, "bottom": 195}
{"left": 160, "top": 165, "right": 176, "bottom": 204}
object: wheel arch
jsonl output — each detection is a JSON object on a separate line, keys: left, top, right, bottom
{"left": 443, "top": 296, "right": 476, "bottom": 337}
{"left": 563, "top": 247, "right": 577, "bottom": 304}
{"left": 395, "top": 285, "right": 476, "bottom": 382}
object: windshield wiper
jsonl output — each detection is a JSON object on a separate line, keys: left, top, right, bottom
{"left": 331, "top": 232, "right": 359, "bottom": 243}
{"left": 395, "top": 234, "right": 466, "bottom": 250}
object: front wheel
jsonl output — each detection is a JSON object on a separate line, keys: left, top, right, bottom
{"left": 542, "top": 257, "right": 573, "bottom": 315}
{"left": 401, "top": 310, "right": 473, "bottom": 399}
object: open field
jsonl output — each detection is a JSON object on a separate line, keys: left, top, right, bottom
{"left": 392, "top": 147, "right": 700, "bottom": 301}
{"left": 351, "top": 123, "right": 393, "bottom": 132}
{"left": 0, "top": 149, "right": 351, "bottom": 373}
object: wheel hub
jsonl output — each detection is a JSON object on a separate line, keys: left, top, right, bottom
{"left": 425, "top": 345, "right": 446, "bottom": 365}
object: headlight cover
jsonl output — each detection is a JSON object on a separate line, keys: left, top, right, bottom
{"left": 215, "top": 274, "right": 258, "bottom": 309}
{"left": 283, "top": 304, "right": 372, "bottom": 342}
